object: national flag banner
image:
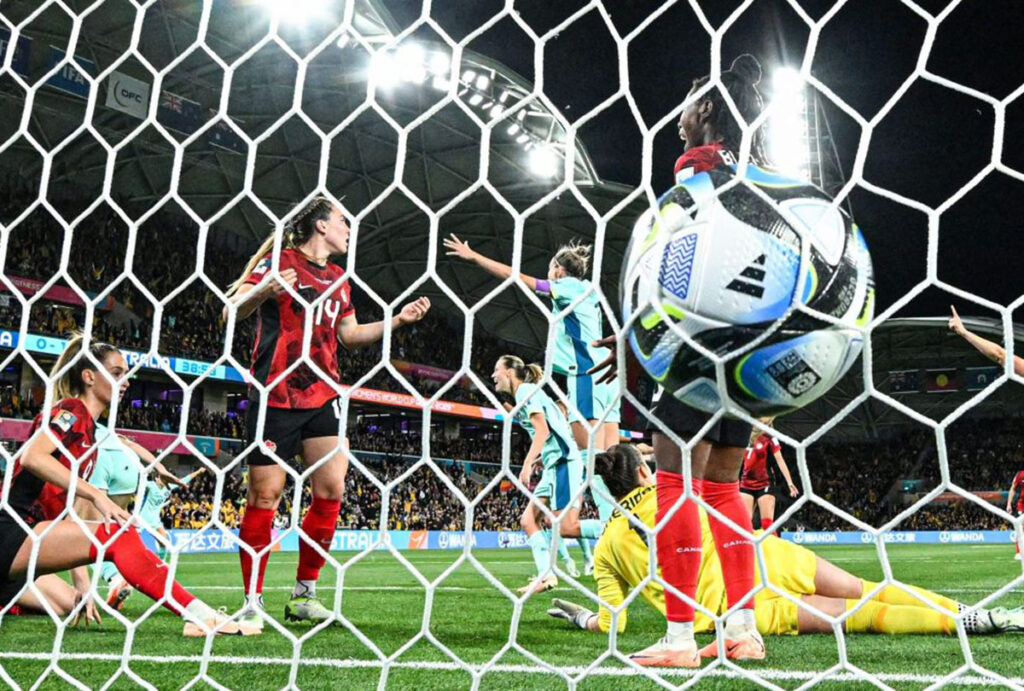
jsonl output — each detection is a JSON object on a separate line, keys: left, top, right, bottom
{"left": 923, "top": 368, "right": 961, "bottom": 393}
{"left": 965, "top": 366, "right": 1001, "bottom": 391}
{"left": 888, "top": 369, "right": 921, "bottom": 394}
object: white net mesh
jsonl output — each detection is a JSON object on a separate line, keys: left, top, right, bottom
{"left": 1, "top": 0, "right": 1023, "bottom": 688}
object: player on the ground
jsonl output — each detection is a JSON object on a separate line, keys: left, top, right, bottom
{"left": 1007, "top": 467, "right": 1024, "bottom": 561}
{"left": 591, "top": 54, "right": 770, "bottom": 667}
{"left": 740, "top": 419, "right": 799, "bottom": 530}
{"left": 85, "top": 424, "right": 191, "bottom": 611}
{"left": 226, "top": 195, "right": 430, "bottom": 631}
{"left": 548, "top": 444, "right": 1024, "bottom": 638}
{"left": 493, "top": 355, "right": 585, "bottom": 594}
{"left": 445, "top": 237, "right": 620, "bottom": 570}
{"left": 948, "top": 305, "right": 1024, "bottom": 376}
{"left": 0, "top": 335, "right": 244, "bottom": 636}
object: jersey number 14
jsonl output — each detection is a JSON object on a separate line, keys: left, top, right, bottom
{"left": 313, "top": 299, "right": 343, "bottom": 329}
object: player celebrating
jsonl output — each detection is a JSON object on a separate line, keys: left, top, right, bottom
{"left": 740, "top": 419, "right": 799, "bottom": 530}
{"left": 548, "top": 444, "right": 1024, "bottom": 639}
{"left": 445, "top": 237, "right": 619, "bottom": 570}
{"left": 137, "top": 465, "right": 207, "bottom": 562}
{"left": 226, "top": 195, "right": 430, "bottom": 631}
{"left": 1008, "top": 467, "right": 1024, "bottom": 561}
{"left": 493, "top": 355, "right": 585, "bottom": 594}
{"left": 948, "top": 306, "right": 1024, "bottom": 376}
{"left": 0, "top": 335, "right": 242, "bottom": 636}
{"left": 590, "top": 54, "right": 770, "bottom": 667}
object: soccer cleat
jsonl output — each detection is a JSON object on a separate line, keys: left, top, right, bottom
{"left": 563, "top": 558, "right": 580, "bottom": 579}
{"left": 517, "top": 574, "right": 558, "bottom": 595}
{"left": 1015, "top": 552, "right": 1022, "bottom": 561}
{"left": 583, "top": 560, "right": 594, "bottom": 576}
{"left": 105, "top": 577, "right": 133, "bottom": 612}
{"left": 698, "top": 627, "right": 767, "bottom": 661}
{"left": 990, "top": 606, "right": 1024, "bottom": 634}
{"left": 183, "top": 609, "right": 242, "bottom": 637}
{"left": 284, "top": 595, "right": 333, "bottom": 623}
{"left": 629, "top": 636, "right": 700, "bottom": 668}
{"left": 237, "top": 606, "right": 265, "bottom": 636}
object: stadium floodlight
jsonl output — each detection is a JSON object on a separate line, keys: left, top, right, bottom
{"left": 262, "top": 0, "right": 324, "bottom": 23}
{"left": 429, "top": 52, "right": 450, "bottom": 75}
{"left": 469, "top": 93, "right": 484, "bottom": 106}
{"left": 515, "top": 133, "right": 529, "bottom": 144}
{"left": 369, "top": 52, "right": 399, "bottom": 89}
{"left": 397, "top": 44, "right": 427, "bottom": 83}
{"left": 490, "top": 104, "right": 505, "bottom": 117}
{"left": 528, "top": 145, "right": 559, "bottom": 177}
{"left": 768, "top": 66, "right": 810, "bottom": 180}
{"left": 432, "top": 75, "right": 450, "bottom": 91}
{"left": 475, "top": 74, "right": 490, "bottom": 90}
{"left": 507, "top": 123, "right": 520, "bottom": 135}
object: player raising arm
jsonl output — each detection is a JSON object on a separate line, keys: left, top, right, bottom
{"left": 948, "top": 305, "right": 1024, "bottom": 376}
{"left": 0, "top": 335, "right": 245, "bottom": 636}
{"left": 548, "top": 445, "right": 1024, "bottom": 640}
{"left": 225, "top": 196, "right": 429, "bottom": 632}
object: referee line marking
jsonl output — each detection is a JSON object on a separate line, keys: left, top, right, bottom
{"left": 1, "top": 652, "right": 1021, "bottom": 686}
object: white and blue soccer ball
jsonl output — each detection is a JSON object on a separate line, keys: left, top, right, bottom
{"left": 621, "top": 166, "right": 874, "bottom": 417}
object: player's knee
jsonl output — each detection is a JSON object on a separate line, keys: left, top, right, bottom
{"left": 247, "top": 488, "right": 282, "bottom": 509}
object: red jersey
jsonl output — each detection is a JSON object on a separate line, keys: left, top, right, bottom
{"left": 674, "top": 142, "right": 732, "bottom": 182}
{"left": 7, "top": 398, "right": 97, "bottom": 524}
{"left": 245, "top": 248, "right": 355, "bottom": 409}
{"left": 741, "top": 433, "right": 780, "bottom": 491}
{"left": 1011, "top": 470, "right": 1024, "bottom": 513}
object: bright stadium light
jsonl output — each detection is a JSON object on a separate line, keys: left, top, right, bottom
{"left": 768, "top": 66, "right": 810, "bottom": 180}
{"left": 397, "top": 44, "right": 426, "bottom": 83}
{"left": 263, "top": 0, "right": 324, "bottom": 23}
{"left": 369, "top": 52, "right": 399, "bottom": 89}
{"left": 429, "top": 52, "right": 450, "bottom": 75}
{"left": 528, "top": 145, "right": 559, "bottom": 177}
{"left": 475, "top": 74, "right": 490, "bottom": 90}
{"left": 469, "top": 93, "right": 483, "bottom": 106}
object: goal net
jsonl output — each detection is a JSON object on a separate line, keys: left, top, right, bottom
{"left": 1, "top": 0, "right": 1022, "bottom": 688}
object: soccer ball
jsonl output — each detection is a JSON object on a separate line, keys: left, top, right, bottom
{"left": 621, "top": 166, "right": 874, "bottom": 417}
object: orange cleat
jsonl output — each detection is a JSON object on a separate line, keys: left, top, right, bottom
{"left": 629, "top": 636, "right": 701, "bottom": 668}
{"left": 698, "top": 628, "right": 766, "bottom": 661}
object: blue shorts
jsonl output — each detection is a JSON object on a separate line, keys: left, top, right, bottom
{"left": 566, "top": 374, "right": 621, "bottom": 425}
{"left": 533, "top": 458, "right": 584, "bottom": 512}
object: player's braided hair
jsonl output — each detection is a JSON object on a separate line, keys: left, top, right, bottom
{"left": 691, "top": 54, "right": 767, "bottom": 164}
{"left": 52, "top": 332, "right": 121, "bottom": 400}
{"left": 227, "top": 195, "right": 337, "bottom": 296}
{"left": 552, "top": 240, "right": 592, "bottom": 279}
{"left": 594, "top": 444, "right": 643, "bottom": 501}
{"left": 499, "top": 355, "right": 544, "bottom": 384}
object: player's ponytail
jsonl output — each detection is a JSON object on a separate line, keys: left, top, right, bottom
{"left": 749, "top": 416, "right": 776, "bottom": 445}
{"left": 594, "top": 444, "right": 643, "bottom": 501}
{"left": 690, "top": 54, "right": 767, "bottom": 165}
{"left": 51, "top": 332, "right": 121, "bottom": 400}
{"left": 226, "top": 196, "right": 336, "bottom": 296}
{"left": 500, "top": 355, "right": 545, "bottom": 384}
{"left": 552, "top": 240, "right": 592, "bottom": 279}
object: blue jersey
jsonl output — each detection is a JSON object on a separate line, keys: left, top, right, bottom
{"left": 544, "top": 277, "right": 608, "bottom": 376}
{"left": 89, "top": 425, "right": 142, "bottom": 497}
{"left": 514, "top": 382, "right": 580, "bottom": 468}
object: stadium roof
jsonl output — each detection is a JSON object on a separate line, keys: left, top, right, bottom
{"left": 0, "top": 0, "right": 644, "bottom": 356}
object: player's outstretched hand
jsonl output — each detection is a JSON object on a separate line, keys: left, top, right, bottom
{"left": 399, "top": 297, "right": 431, "bottom": 325}
{"left": 154, "top": 462, "right": 188, "bottom": 488}
{"left": 73, "top": 590, "right": 102, "bottom": 628}
{"left": 443, "top": 233, "right": 476, "bottom": 261}
{"left": 788, "top": 483, "right": 800, "bottom": 498}
{"left": 547, "top": 598, "right": 595, "bottom": 630}
{"left": 948, "top": 305, "right": 966, "bottom": 336}
{"left": 92, "top": 493, "right": 131, "bottom": 528}
{"left": 587, "top": 335, "right": 617, "bottom": 385}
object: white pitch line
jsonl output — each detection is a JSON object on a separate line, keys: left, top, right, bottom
{"left": 1, "top": 652, "right": 1021, "bottom": 687}
{"left": 186, "top": 586, "right": 468, "bottom": 591}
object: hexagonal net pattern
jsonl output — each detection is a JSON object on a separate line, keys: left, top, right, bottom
{"left": 0, "top": 0, "right": 1023, "bottom": 689}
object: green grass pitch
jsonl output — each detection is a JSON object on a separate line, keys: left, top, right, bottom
{"left": 1, "top": 545, "right": 1022, "bottom": 689}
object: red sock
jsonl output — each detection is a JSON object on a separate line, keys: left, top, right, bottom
{"left": 761, "top": 517, "right": 773, "bottom": 531}
{"left": 703, "top": 479, "right": 755, "bottom": 611}
{"left": 239, "top": 506, "right": 275, "bottom": 595}
{"left": 296, "top": 497, "right": 341, "bottom": 582}
{"left": 655, "top": 470, "right": 703, "bottom": 623}
{"left": 91, "top": 524, "right": 194, "bottom": 615}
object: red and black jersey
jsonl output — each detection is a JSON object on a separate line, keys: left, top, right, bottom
{"left": 740, "top": 433, "right": 781, "bottom": 491}
{"left": 245, "top": 248, "right": 355, "bottom": 409}
{"left": 1011, "top": 469, "right": 1024, "bottom": 514}
{"left": 7, "top": 398, "right": 97, "bottom": 524}
{"left": 673, "top": 142, "right": 734, "bottom": 183}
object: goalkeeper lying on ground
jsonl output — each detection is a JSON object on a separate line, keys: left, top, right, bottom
{"left": 549, "top": 444, "right": 1024, "bottom": 640}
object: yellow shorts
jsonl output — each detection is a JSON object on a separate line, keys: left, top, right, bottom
{"left": 753, "top": 536, "right": 819, "bottom": 636}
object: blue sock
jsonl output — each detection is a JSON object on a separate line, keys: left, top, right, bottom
{"left": 579, "top": 530, "right": 594, "bottom": 563}
{"left": 580, "top": 519, "right": 604, "bottom": 540}
{"left": 100, "top": 560, "right": 120, "bottom": 584}
{"left": 547, "top": 529, "right": 571, "bottom": 562}
{"left": 527, "top": 531, "right": 551, "bottom": 577}
{"left": 591, "top": 476, "right": 616, "bottom": 525}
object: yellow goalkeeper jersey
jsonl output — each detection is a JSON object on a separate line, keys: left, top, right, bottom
{"left": 592, "top": 484, "right": 816, "bottom": 634}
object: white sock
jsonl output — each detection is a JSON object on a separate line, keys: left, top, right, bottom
{"left": 666, "top": 620, "right": 694, "bottom": 643}
{"left": 725, "top": 608, "right": 756, "bottom": 634}
{"left": 184, "top": 599, "right": 215, "bottom": 621}
{"left": 245, "top": 593, "right": 265, "bottom": 610}
{"left": 293, "top": 579, "right": 316, "bottom": 599}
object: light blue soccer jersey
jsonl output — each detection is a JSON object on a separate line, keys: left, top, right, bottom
{"left": 514, "top": 382, "right": 581, "bottom": 468}
{"left": 89, "top": 424, "right": 142, "bottom": 497}
{"left": 138, "top": 480, "right": 181, "bottom": 530}
{"left": 546, "top": 278, "right": 608, "bottom": 375}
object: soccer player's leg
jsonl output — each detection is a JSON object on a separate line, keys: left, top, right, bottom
{"left": 581, "top": 474, "right": 615, "bottom": 575}
{"left": 630, "top": 432, "right": 702, "bottom": 668}
{"left": 739, "top": 487, "right": 756, "bottom": 519}
{"left": 287, "top": 404, "right": 348, "bottom": 624}
{"left": 4, "top": 518, "right": 242, "bottom": 636}
{"left": 756, "top": 491, "right": 776, "bottom": 531}
{"left": 520, "top": 476, "right": 557, "bottom": 594}
{"left": 550, "top": 459, "right": 585, "bottom": 578}
{"left": 238, "top": 405, "right": 301, "bottom": 631}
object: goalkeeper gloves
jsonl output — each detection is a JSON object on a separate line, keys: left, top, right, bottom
{"left": 547, "top": 598, "right": 596, "bottom": 631}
